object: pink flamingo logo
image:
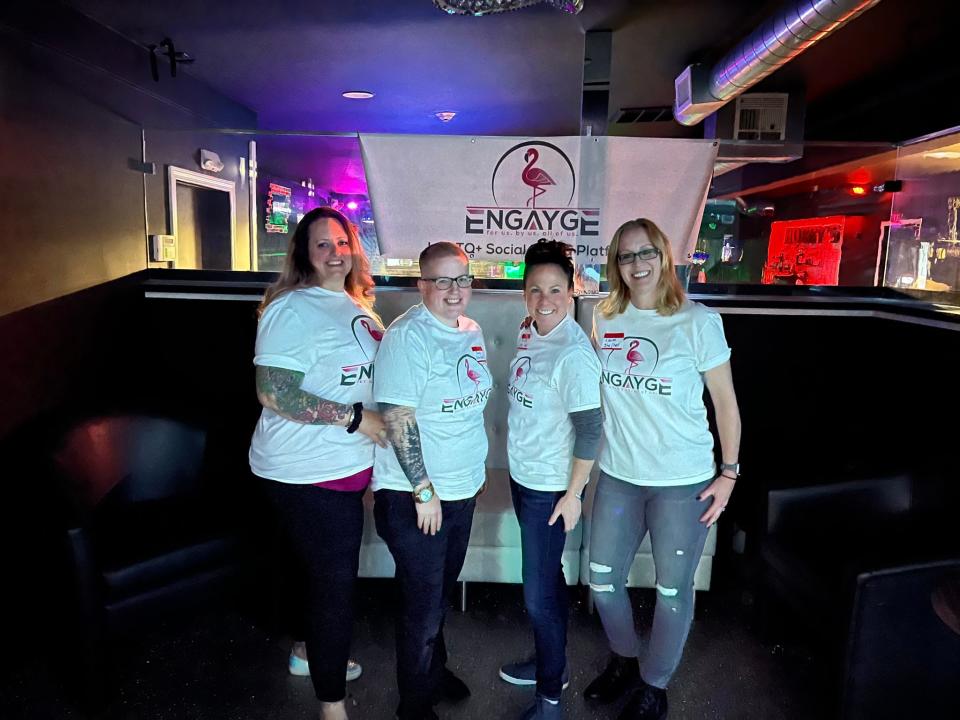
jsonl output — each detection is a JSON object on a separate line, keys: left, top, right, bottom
{"left": 360, "top": 319, "right": 383, "bottom": 342}
{"left": 464, "top": 358, "right": 481, "bottom": 392}
{"left": 625, "top": 340, "right": 645, "bottom": 375}
{"left": 522, "top": 149, "right": 556, "bottom": 208}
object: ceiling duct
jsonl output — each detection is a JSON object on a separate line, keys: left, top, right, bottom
{"left": 674, "top": 0, "right": 881, "bottom": 126}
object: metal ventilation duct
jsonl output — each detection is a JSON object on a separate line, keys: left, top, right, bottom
{"left": 675, "top": 0, "right": 881, "bottom": 126}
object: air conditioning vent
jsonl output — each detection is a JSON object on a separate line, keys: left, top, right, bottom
{"left": 612, "top": 106, "right": 673, "bottom": 124}
{"left": 734, "top": 93, "right": 788, "bottom": 141}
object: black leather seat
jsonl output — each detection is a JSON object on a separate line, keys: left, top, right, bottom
{"left": 759, "top": 473, "right": 958, "bottom": 714}
{"left": 53, "top": 415, "right": 245, "bottom": 701}
{"left": 842, "top": 559, "right": 960, "bottom": 720}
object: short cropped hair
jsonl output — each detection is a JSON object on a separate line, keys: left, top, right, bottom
{"left": 418, "top": 242, "right": 469, "bottom": 276}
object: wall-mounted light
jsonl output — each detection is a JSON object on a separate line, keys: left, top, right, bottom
{"left": 342, "top": 90, "right": 374, "bottom": 99}
{"left": 199, "top": 149, "right": 224, "bottom": 173}
{"left": 435, "top": 111, "right": 457, "bottom": 122}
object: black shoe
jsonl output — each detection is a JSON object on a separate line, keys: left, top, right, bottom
{"left": 583, "top": 653, "right": 640, "bottom": 703}
{"left": 617, "top": 684, "right": 668, "bottom": 720}
{"left": 436, "top": 667, "right": 470, "bottom": 703}
{"left": 395, "top": 709, "right": 439, "bottom": 720}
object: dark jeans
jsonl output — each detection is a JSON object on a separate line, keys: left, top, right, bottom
{"left": 510, "top": 478, "right": 569, "bottom": 700}
{"left": 374, "top": 489, "right": 477, "bottom": 720}
{"left": 262, "top": 479, "right": 364, "bottom": 703}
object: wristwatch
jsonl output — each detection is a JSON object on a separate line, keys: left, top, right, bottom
{"left": 719, "top": 462, "right": 740, "bottom": 478}
{"left": 413, "top": 483, "right": 435, "bottom": 503}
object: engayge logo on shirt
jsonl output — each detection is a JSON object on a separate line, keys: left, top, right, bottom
{"left": 442, "top": 352, "right": 492, "bottom": 413}
{"left": 340, "top": 315, "right": 382, "bottom": 386}
{"left": 600, "top": 333, "right": 672, "bottom": 395}
{"left": 508, "top": 356, "right": 534, "bottom": 408}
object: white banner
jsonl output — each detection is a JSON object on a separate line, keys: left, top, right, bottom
{"left": 360, "top": 134, "right": 717, "bottom": 263}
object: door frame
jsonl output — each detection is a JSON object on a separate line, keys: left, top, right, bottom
{"left": 167, "top": 166, "right": 237, "bottom": 269}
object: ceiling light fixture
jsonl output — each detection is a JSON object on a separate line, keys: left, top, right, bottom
{"left": 435, "top": 111, "right": 457, "bottom": 122}
{"left": 433, "top": 0, "right": 582, "bottom": 16}
{"left": 923, "top": 150, "right": 960, "bottom": 160}
{"left": 342, "top": 90, "right": 374, "bottom": 100}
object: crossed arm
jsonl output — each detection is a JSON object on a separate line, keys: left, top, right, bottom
{"left": 256, "top": 365, "right": 387, "bottom": 445}
{"left": 256, "top": 365, "right": 353, "bottom": 425}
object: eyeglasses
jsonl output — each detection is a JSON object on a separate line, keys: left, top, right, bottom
{"left": 617, "top": 247, "right": 661, "bottom": 265}
{"left": 420, "top": 274, "right": 475, "bottom": 290}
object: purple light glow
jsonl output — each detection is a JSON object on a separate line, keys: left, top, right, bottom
{"left": 347, "top": 201, "right": 359, "bottom": 210}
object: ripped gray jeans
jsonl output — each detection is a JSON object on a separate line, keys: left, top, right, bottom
{"left": 588, "top": 470, "right": 711, "bottom": 689}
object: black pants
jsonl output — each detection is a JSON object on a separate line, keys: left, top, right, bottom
{"left": 374, "top": 489, "right": 477, "bottom": 720}
{"left": 262, "top": 478, "right": 364, "bottom": 703}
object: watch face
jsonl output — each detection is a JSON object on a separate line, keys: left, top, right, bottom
{"left": 419, "top": 486, "right": 434, "bottom": 503}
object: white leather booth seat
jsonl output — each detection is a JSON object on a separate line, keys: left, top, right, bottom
{"left": 359, "top": 468, "right": 582, "bottom": 585}
{"left": 358, "top": 289, "right": 717, "bottom": 594}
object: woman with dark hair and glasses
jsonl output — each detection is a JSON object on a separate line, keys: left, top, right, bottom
{"left": 498, "top": 240, "right": 602, "bottom": 720}
{"left": 249, "top": 206, "right": 387, "bottom": 720}
{"left": 584, "top": 219, "right": 741, "bottom": 720}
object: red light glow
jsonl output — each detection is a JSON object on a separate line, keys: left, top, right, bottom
{"left": 850, "top": 185, "right": 867, "bottom": 196}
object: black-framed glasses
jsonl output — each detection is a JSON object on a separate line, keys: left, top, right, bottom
{"left": 617, "top": 247, "right": 661, "bottom": 265}
{"left": 420, "top": 274, "right": 475, "bottom": 290}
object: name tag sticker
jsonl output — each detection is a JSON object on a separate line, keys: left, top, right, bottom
{"left": 602, "top": 333, "right": 624, "bottom": 351}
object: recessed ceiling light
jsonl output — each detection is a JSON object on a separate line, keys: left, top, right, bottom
{"left": 923, "top": 150, "right": 960, "bottom": 160}
{"left": 342, "top": 90, "right": 374, "bottom": 100}
{"left": 435, "top": 111, "right": 457, "bottom": 122}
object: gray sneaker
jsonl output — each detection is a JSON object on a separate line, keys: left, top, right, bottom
{"left": 499, "top": 657, "right": 570, "bottom": 690}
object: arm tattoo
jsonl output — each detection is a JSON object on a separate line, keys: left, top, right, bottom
{"left": 380, "top": 402, "right": 428, "bottom": 488}
{"left": 256, "top": 365, "right": 352, "bottom": 425}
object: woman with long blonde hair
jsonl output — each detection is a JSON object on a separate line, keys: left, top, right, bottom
{"left": 250, "top": 206, "right": 386, "bottom": 720}
{"left": 584, "top": 218, "right": 741, "bottom": 720}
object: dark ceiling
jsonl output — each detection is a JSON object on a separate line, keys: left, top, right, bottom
{"left": 66, "top": 0, "right": 959, "bottom": 141}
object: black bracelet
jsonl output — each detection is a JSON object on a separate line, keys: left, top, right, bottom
{"left": 346, "top": 402, "right": 363, "bottom": 434}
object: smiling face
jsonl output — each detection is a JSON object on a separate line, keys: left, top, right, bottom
{"left": 617, "top": 226, "right": 663, "bottom": 309}
{"left": 418, "top": 254, "right": 472, "bottom": 327}
{"left": 524, "top": 263, "right": 572, "bottom": 335}
{"left": 307, "top": 217, "right": 353, "bottom": 291}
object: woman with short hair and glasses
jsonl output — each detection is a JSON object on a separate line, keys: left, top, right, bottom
{"left": 584, "top": 218, "right": 741, "bottom": 720}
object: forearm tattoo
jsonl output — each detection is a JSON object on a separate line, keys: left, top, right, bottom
{"left": 256, "top": 365, "right": 352, "bottom": 425}
{"left": 380, "top": 403, "right": 428, "bottom": 488}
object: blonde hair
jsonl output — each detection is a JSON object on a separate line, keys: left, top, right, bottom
{"left": 259, "top": 207, "right": 380, "bottom": 325}
{"left": 598, "top": 218, "right": 686, "bottom": 318}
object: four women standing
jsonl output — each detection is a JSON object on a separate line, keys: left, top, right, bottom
{"left": 250, "top": 211, "right": 741, "bottom": 720}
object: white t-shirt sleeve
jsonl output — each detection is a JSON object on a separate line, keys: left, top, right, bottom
{"left": 695, "top": 308, "right": 732, "bottom": 372}
{"left": 556, "top": 346, "right": 602, "bottom": 413}
{"left": 373, "top": 324, "right": 430, "bottom": 408}
{"left": 254, "top": 305, "right": 312, "bottom": 372}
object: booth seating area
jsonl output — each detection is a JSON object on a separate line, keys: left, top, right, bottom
{"left": 356, "top": 290, "right": 717, "bottom": 603}
{"left": 758, "top": 473, "right": 960, "bottom": 718}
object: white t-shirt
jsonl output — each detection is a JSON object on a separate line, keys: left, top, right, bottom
{"left": 249, "top": 286, "right": 382, "bottom": 484}
{"left": 593, "top": 301, "right": 731, "bottom": 486}
{"left": 372, "top": 303, "right": 491, "bottom": 500}
{"left": 508, "top": 314, "right": 601, "bottom": 491}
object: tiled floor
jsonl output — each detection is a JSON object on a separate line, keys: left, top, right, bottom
{"left": 1, "top": 577, "right": 829, "bottom": 720}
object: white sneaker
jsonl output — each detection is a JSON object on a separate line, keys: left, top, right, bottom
{"left": 288, "top": 652, "right": 363, "bottom": 682}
